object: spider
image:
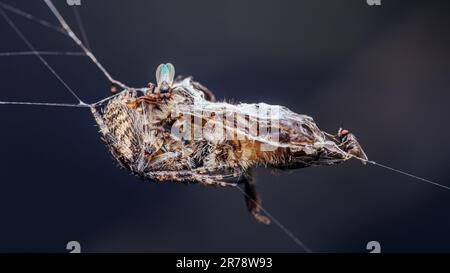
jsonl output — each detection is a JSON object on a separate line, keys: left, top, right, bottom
{"left": 91, "top": 63, "right": 368, "bottom": 224}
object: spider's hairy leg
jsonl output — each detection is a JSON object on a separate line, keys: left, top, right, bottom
{"left": 192, "top": 81, "right": 216, "bottom": 102}
{"left": 197, "top": 176, "right": 238, "bottom": 187}
{"left": 126, "top": 92, "right": 172, "bottom": 107}
{"left": 142, "top": 128, "right": 168, "bottom": 163}
{"left": 242, "top": 169, "right": 271, "bottom": 225}
{"left": 146, "top": 170, "right": 240, "bottom": 187}
{"left": 144, "top": 140, "right": 164, "bottom": 162}
{"left": 190, "top": 166, "right": 245, "bottom": 186}
{"left": 189, "top": 169, "right": 242, "bottom": 187}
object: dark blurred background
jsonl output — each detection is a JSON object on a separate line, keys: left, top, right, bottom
{"left": 0, "top": 0, "right": 449, "bottom": 252}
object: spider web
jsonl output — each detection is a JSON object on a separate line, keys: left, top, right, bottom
{"left": 0, "top": 0, "right": 447, "bottom": 253}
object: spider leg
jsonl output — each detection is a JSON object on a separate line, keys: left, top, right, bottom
{"left": 242, "top": 169, "right": 271, "bottom": 225}
{"left": 144, "top": 141, "right": 164, "bottom": 162}
{"left": 126, "top": 92, "right": 172, "bottom": 107}
{"left": 145, "top": 169, "right": 240, "bottom": 187}
{"left": 146, "top": 151, "right": 194, "bottom": 173}
{"left": 192, "top": 81, "right": 216, "bottom": 102}
{"left": 192, "top": 169, "right": 243, "bottom": 187}
{"left": 145, "top": 82, "right": 156, "bottom": 95}
{"left": 194, "top": 171, "right": 241, "bottom": 187}
{"left": 191, "top": 166, "right": 245, "bottom": 186}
